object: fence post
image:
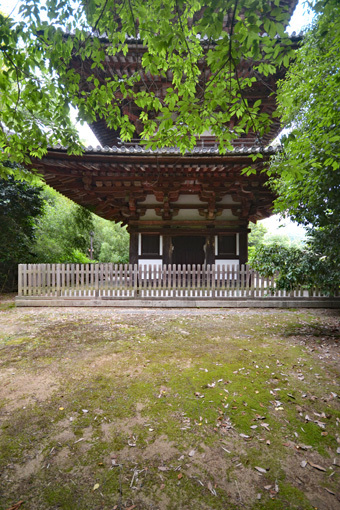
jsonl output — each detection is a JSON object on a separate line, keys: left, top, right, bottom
{"left": 211, "top": 264, "right": 215, "bottom": 298}
{"left": 250, "top": 268, "right": 255, "bottom": 298}
{"left": 245, "top": 265, "right": 249, "bottom": 297}
{"left": 132, "top": 264, "right": 137, "bottom": 298}
{"left": 95, "top": 264, "right": 99, "bottom": 297}
{"left": 56, "top": 264, "right": 60, "bottom": 297}
{"left": 18, "top": 264, "right": 23, "bottom": 296}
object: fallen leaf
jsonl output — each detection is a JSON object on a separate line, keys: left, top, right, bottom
{"left": 297, "top": 444, "right": 313, "bottom": 450}
{"left": 309, "top": 462, "right": 326, "bottom": 472}
{"left": 315, "top": 420, "right": 326, "bottom": 429}
{"left": 207, "top": 481, "right": 217, "bottom": 496}
{"left": 158, "top": 466, "right": 168, "bottom": 471}
{"left": 255, "top": 414, "right": 266, "bottom": 420}
{"left": 300, "top": 460, "right": 307, "bottom": 468}
{"left": 5, "top": 501, "right": 25, "bottom": 510}
{"left": 178, "top": 473, "right": 183, "bottom": 480}
{"left": 188, "top": 450, "right": 196, "bottom": 457}
{"left": 59, "top": 407, "right": 64, "bottom": 411}
{"left": 255, "top": 466, "right": 267, "bottom": 474}
{"left": 92, "top": 483, "right": 100, "bottom": 491}
{"left": 325, "top": 488, "right": 335, "bottom": 495}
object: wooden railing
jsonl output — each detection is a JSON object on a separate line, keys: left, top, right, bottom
{"left": 17, "top": 263, "right": 336, "bottom": 300}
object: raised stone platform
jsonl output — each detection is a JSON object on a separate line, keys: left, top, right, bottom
{"left": 15, "top": 297, "right": 340, "bottom": 309}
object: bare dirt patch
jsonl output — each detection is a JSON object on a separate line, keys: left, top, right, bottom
{"left": 0, "top": 370, "right": 60, "bottom": 412}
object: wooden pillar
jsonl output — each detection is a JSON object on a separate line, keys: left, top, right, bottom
{"left": 239, "top": 231, "right": 248, "bottom": 265}
{"left": 129, "top": 232, "right": 139, "bottom": 265}
{"left": 162, "top": 235, "right": 172, "bottom": 265}
{"left": 205, "top": 235, "right": 215, "bottom": 265}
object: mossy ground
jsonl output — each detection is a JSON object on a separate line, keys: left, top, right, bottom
{"left": 0, "top": 303, "right": 339, "bottom": 510}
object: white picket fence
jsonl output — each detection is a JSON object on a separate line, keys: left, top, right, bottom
{"left": 17, "top": 263, "right": 332, "bottom": 300}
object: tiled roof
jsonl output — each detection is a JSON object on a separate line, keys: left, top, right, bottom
{"left": 49, "top": 144, "right": 279, "bottom": 156}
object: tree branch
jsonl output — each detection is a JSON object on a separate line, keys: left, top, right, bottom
{"left": 92, "top": 0, "right": 110, "bottom": 33}
{"left": 175, "top": 0, "right": 194, "bottom": 79}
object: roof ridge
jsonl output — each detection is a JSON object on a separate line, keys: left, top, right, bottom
{"left": 49, "top": 144, "right": 279, "bottom": 155}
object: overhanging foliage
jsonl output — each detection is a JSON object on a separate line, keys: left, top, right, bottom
{"left": 270, "top": 0, "right": 340, "bottom": 290}
{"left": 0, "top": 0, "right": 297, "bottom": 178}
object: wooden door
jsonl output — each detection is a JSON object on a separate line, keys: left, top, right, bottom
{"left": 172, "top": 236, "right": 205, "bottom": 265}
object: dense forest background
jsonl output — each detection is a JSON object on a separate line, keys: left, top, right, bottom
{"left": 0, "top": 175, "right": 129, "bottom": 291}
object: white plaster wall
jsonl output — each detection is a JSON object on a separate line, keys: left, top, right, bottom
{"left": 140, "top": 194, "right": 162, "bottom": 204}
{"left": 138, "top": 259, "right": 163, "bottom": 268}
{"left": 216, "top": 259, "right": 239, "bottom": 269}
{"left": 218, "top": 194, "right": 240, "bottom": 204}
{"left": 140, "top": 210, "right": 160, "bottom": 219}
{"left": 174, "top": 209, "right": 204, "bottom": 220}
{"left": 175, "top": 194, "right": 206, "bottom": 204}
{"left": 216, "top": 210, "right": 239, "bottom": 219}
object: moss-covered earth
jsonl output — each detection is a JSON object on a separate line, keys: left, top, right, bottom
{"left": 0, "top": 300, "right": 339, "bottom": 509}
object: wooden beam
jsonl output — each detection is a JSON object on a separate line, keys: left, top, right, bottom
{"left": 129, "top": 220, "right": 247, "bottom": 226}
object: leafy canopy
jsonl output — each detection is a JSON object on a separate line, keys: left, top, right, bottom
{"left": 0, "top": 170, "right": 44, "bottom": 290}
{"left": 250, "top": 242, "right": 340, "bottom": 295}
{"left": 33, "top": 186, "right": 95, "bottom": 263}
{"left": 270, "top": 0, "right": 340, "bottom": 286}
{"left": 0, "top": 0, "right": 296, "bottom": 177}
{"left": 33, "top": 186, "right": 129, "bottom": 264}
{"left": 272, "top": 0, "right": 340, "bottom": 184}
{"left": 0, "top": 12, "right": 82, "bottom": 179}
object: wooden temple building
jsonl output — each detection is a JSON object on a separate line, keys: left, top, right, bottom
{"left": 33, "top": 2, "right": 299, "bottom": 268}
